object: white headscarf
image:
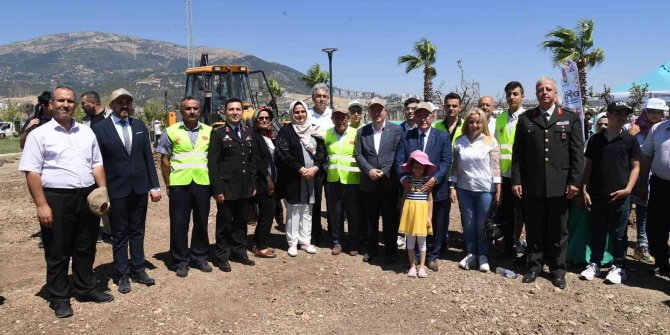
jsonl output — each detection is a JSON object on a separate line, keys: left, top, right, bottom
{"left": 591, "top": 112, "right": 607, "bottom": 135}
{"left": 288, "top": 100, "right": 325, "bottom": 154}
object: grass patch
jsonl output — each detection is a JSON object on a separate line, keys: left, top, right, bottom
{"left": 0, "top": 138, "right": 21, "bottom": 154}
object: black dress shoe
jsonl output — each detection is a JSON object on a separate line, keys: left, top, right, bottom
{"left": 236, "top": 257, "right": 255, "bottom": 266}
{"left": 176, "top": 267, "right": 188, "bottom": 278}
{"left": 522, "top": 271, "right": 539, "bottom": 283}
{"left": 552, "top": 275, "right": 567, "bottom": 289}
{"left": 49, "top": 300, "right": 74, "bottom": 318}
{"left": 190, "top": 261, "right": 213, "bottom": 272}
{"left": 130, "top": 271, "right": 156, "bottom": 286}
{"left": 117, "top": 275, "right": 131, "bottom": 294}
{"left": 76, "top": 290, "right": 114, "bottom": 303}
{"left": 648, "top": 265, "right": 670, "bottom": 275}
{"left": 218, "top": 261, "right": 232, "bottom": 272}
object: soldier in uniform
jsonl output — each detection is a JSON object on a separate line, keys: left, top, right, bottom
{"left": 511, "top": 77, "right": 584, "bottom": 289}
{"left": 208, "top": 97, "right": 257, "bottom": 272}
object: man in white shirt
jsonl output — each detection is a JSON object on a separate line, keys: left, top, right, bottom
{"left": 495, "top": 81, "right": 526, "bottom": 259}
{"left": 19, "top": 86, "right": 114, "bottom": 318}
{"left": 478, "top": 96, "right": 498, "bottom": 135}
{"left": 308, "top": 83, "right": 334, "bottom": 130}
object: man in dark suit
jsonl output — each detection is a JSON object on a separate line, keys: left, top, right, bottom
{"left": 93, "top": 88, "right": 161, "bottom": 294}
{"left": 354, "top": 98, "right": 403, "bottom": 263}
{"left": 511, "top": 77, "right": 584, "bottom": 289}
{"left": 395, "top": 102, "right": 453, "bottom": 271}
{"left": 208, "top": 97, "right": 257, "bottom": 272}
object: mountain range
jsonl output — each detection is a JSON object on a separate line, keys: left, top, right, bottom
{"left": 0, "top": 32, "right": 309, "bottom": 105}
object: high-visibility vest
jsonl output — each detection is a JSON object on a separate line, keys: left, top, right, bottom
{"left": 495, "top": 111, "right": 516, "bottom": 175}
{"left": 433, "top": 118, "right": 463, "bottom": 145}
{"left": 325, "top": 127, "right": 360, "bottom": 184}
{"left": 166, "top": 123, "right": 212, "bottom": 186}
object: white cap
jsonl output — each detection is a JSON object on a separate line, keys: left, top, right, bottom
{"left": 644, "top": 98, "right": 669, "bottom": 111}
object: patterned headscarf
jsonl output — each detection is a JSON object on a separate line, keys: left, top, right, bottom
{"left": 287, "top": 100, "right": 324, "bottom": 154}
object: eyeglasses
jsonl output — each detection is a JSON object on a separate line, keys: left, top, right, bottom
{"left": 257, "top": 116, "right": 271, "bottom": 121}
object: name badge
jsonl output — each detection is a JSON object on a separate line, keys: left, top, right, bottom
{"left": 556, "top": 121, "right": 569, "bottom": 126}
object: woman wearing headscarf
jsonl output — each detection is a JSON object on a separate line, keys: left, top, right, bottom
{"left": 624, "top": 98, "right": 667, "bottom": 264}
{"left": 250, "top": 106, "right": 278, "bottom": 258}
{"left": 276, "top": 100, "right": 327, "bottom": 257}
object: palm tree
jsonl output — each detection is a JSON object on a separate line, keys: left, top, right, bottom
{"left": 299, "top": 63, "right": 329, "bottom": 89}
{"left": 398, "top": 38, "right": 438, "bottom": 101}
{"left": 541, "top": 19, "right": 605, "bottom": 107}
{"left": 267, "top": 76, "right": 284, "bottom": 98}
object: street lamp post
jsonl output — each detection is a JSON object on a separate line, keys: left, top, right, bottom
{"left": 322, "top": 48, "right": 338, "bottom": 111}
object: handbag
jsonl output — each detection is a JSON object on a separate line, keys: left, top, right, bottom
{"left": 484, "top": 206, "right": 503, "bottom": 241}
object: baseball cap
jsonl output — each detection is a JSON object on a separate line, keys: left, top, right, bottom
{"left": 348, "top": 100, "right": 365, "bottom": 110}
{"left": 368, "top": 97, "right": 387, "bottom": 109}
{"left": 643, "top": 98, "right": 669, "bottom": 112}
{"left": 110, "top": 88, "right": 133, "bottom": 103}
{"left": 87, "top": 187, "right": 111, "bottom": 217}
{"left": 607, "top": 101, "right": 634, "bottom": 114}
{"left": 332, "top": 109, "right": 348, "bottom": 115}
{"left": 414, "top": 102, "right": 433, "bottom": 113}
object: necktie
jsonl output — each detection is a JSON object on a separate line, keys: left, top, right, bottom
{"left": 120, "top": 119, "right": 131, "bottom": 154}
{"left": 419, "top": 132, "right": 426, "bottom": 152}
{"left": 235, "top": 126, "right": 241, "bottom": 139}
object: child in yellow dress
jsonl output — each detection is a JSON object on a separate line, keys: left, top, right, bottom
{"left": 399, "top": 150, "right": 435, "bottom": 278}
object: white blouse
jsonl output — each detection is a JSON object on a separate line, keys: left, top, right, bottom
{"left": 449, "top": 134, "right": 501, "bottom": 192}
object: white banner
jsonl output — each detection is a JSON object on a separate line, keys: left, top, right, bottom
{"left": 558, "top": 60, "right": 584, "bottom": 140}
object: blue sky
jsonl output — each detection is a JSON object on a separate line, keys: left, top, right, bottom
{"left": 1, "top": 0, "right": 669, "bottom": 98}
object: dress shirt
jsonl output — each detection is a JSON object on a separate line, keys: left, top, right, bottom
{"left": 308, "top": 107, "right": 334, "bottom": 130}
{"left": 641, "top": 120, "right": 670, "bottom": 181}
{"left": 156, "top": 121, "right": 202, "bottom": 156}
{"left": 539, "top": 104, "right": 556, "bottom": 121}
{"left": 449, "top": 134, "right": 501, "bottom": 192}
{"left": 19, "top": 119, "right": 102, "bottom": 188}
{"left": 372, "top": 121, "right": 386, "bottom": 154}
{"left": 419, "top": 127, "right": 431, "bottom": 152}
{"left": 488, "top": 117, "right": 497, "bottom": 136}
{"left": 110, "top": 113, "right": 132, "bottom": 150}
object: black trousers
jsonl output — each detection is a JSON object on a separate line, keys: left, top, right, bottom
{"left": 499, "top": 177, "right": 525, "bottom": 252}
{"left": 109, "top": 193, "right": 148, "bottom": 277}
{"left": 326, "top": 182, "right": 359, "bottom": 250}
{"left": 523, "top": 196, "right": 569, "bottom": 276}
{"left": 364, "top": 188, "right": 399, "bottom": 258}
{"left": 311, "top": 174, "right": 327, "bottom": 244}
{"left": 215, "top": 198, "right": 250, "bottom": 262}
{"left": 42, "top": 188, "right": 99, "bottom": 301}
{"left": 647, "top": 174, "right": 670, "bottom": 269}
{"left": 169, "top": 183, "right": 210, "bottom": 269}
{"left": 253, "top": 191, "right": 276, "bottom": 250}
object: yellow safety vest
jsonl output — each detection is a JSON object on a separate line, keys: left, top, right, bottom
{"left": 325, "top": 127, "right": 360, "bottom": 184}
{"left": 433, "top": 118, "right": 463, "bottom": 145}
{"left": 495, "top": 111, "right": 516, "bottom": 175}
{"left": 166, "top": 123, "right": 212, "bottom": 186}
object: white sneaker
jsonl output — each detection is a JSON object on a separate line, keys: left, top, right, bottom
{"left": 478, "top": 255, "right": 490, "bottom": 272}
{"left": 459, "top": 254, "right": 477, "bottom": 270}
{"left": 605, "top": 265, "right": 627, "bottom": 284}
{"left": 301, "top": 244, "right": 317, "bottom": 254}
{"left": 288, "top": 246, "right": 298, "bottom": 257}
{"left": 397, "top": 236, "right": 406, "bottom": 249}
{"left": 580, "top": 263, "right": 600, "bottom": 281}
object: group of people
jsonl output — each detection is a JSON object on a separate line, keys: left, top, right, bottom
{"left": 17, "top": 77, "right": 670, "bottom": 318}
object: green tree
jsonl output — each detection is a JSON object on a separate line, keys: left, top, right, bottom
{"left": 142, "top": 98, "right": 166, "bottom": 124}
{"left": 299, "top": 63, "right": 329, "bottom": 88}
{"left": 268, "top": 76, "right": 285, "bottom": 98}
{"left": 627, "top": 83, "right": 649, "bottom": 112}
{"left": 541, "top": 18, "right": 605, "bottom": 107}
{"left": 398, "top": 38, "right": 438, "bottom": 101}
{"left": 0, "top": 100, "right": 22, "bottom": 122}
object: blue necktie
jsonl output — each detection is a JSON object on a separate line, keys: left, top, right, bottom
{"left": 419, "top": 132, "right": 426, "bottom": 152}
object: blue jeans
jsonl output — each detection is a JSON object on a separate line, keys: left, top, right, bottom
{"left": 456, "top": 188, "right": 494, "bottom": 257}
{"left": 589, "top": 197, "right": 631, "bottom": 267}
{"left": 629, "top": 196, "right": 648, "bottom": 247}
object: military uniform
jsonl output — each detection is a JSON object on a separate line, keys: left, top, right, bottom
{"left": 207, "top": 123, "right": 257, "bottom": 265}
{"left": 511, "top": 106, "right": 583, "bottom": 277}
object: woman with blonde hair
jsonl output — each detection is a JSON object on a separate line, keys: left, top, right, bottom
{"left": 449, "top": 108, "right": 501, "bottom": 272}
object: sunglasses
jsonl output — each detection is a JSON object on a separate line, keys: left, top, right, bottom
{"left": 257, "top": 116, "right": 271, "bottom": 121}
{"left": 349, "top": 110, "right": 362, "bottom": 115}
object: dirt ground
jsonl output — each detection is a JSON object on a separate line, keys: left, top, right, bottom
{"left": 0, "top": 154, "right": 669, "bottom": 335}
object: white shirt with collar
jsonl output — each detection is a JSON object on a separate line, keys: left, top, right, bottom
{"left": 19, "top": 118, "right": 102, "bottom": 188}
{"left": 641, "top": 119, "right": 670, "bottom": 181}
{"left": 372, "top": 120, "right": 386, "bottom": 154}
{"left": 308, "top": 107, "right": 334, "bottom": 130}
{"left": 110, "top": 113, "right": 133, "bottom": 149}
{"left": 539, "top": 104, "right": 556, "bottom": 121}
{"left": 419, "top": 127, "right": 431, "bottom": 152}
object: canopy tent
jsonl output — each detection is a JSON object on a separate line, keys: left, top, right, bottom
{"left": 614, "top": 59, "right": 670, "bottom": 93}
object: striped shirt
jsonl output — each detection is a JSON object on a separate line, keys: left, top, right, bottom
{"left": 406, "top": 176, "right": 430, "bottom": 201}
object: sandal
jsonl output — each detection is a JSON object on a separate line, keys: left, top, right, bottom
{"left": 254, "top": 248, "right": 276, "bottom": 258}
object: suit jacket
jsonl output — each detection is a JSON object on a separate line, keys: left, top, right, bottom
{"left": 354, "top": 122, "right": 402, "bottom": 192}
{"left": 93, "top": 117, "right": 159, "bottom": 200}
{"left": 395, "top": 128, "right": 453, "bottom": 202}
{"left": 251, "top": 130, "right": 277, "bottom": 194}
{"left": 207, "top": 123, "right": 257, "bottom": 201}
{"left": 511, "top": 106, "right": 584, "bottom": 198}
{"left": 275, "top": 124, "right": 328, "bottom": 203}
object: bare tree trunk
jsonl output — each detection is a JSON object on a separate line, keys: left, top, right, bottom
{"left": 577, "top": 60, "right": 587, "bottom": 107}
{"left": 424, "top": 67, "right": 433, "bottom": 101}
